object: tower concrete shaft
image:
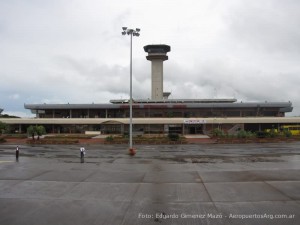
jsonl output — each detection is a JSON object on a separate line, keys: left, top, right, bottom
{"left": 144, "top": 44, "right": 171, "bottom": 100}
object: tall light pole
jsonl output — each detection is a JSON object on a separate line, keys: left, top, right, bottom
{"left": 122, "top": 27, "right": 140, "bottom": 155}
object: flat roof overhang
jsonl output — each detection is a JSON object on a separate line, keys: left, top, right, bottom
{"left": 110, "top": 99, "right": 238, "bottom": 104}
{"left": 2, "top": 117, "right": 300, "bottom": 125}
{"left": 24, "top": 102, "right": 293, "bottom": 112}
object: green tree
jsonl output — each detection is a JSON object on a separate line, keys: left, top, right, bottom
{"left": 27, "top": 125, "right": 36, "bottom": 140}
{"left": 35, "top": 125, "right": 46, "bottom": 140}
{"left": 0, "top": 121, "right": 7, "bottom": 135}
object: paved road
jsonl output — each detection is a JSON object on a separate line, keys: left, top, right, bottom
{"left": 0, "top": 143, "right": 299, "bottom": 225}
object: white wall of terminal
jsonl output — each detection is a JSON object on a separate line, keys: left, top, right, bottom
{"left": 2, "top": 117, "right": 300, "bottom": 125}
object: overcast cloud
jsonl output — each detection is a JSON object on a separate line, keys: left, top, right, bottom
{"left": 1, "top": 0, "right": 300, "bottom": 117}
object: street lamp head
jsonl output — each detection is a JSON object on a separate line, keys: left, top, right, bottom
{"left": 127, "top": 30, "right": 132, "bottom": 35}
{"left": 121, "top": 27, "right": 140, "bottom": 37}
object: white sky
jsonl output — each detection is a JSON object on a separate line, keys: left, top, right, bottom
{"left": 1, "top": 0, "right": 300, "bottom": 117}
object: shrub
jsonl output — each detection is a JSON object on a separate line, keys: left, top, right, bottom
{"left": 256, "top": 131, "right": 267, "bottom": 138}
{"left": 283, "top": 129, "right": 292, "bottom": 138}
{"left": 211, "top": 128, "right": 225, "bottom": 137}
{"left": 168, "top": 133, "right": 179, "bottom": 141}
{"left": 237, "top": 130, "right": 254, "bottom": 138}
{"left": 105, "top": 135, "right": 114, "bottom": 142}
{"left": 237, "top": 130, "right": 246, "bottom": 138}
{"left": 267, "top": 128, "right": 278, "bottom": 138}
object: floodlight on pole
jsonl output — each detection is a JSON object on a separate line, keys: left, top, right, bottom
{"left": 121, "top": 27, "right": 140, "bottom": 156}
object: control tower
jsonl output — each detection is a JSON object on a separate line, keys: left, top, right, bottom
{"left": 144, "top": 44, "right": 171, "bottom": 100}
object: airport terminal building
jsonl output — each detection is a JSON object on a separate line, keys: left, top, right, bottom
{"left": 23, "top": 99, "right": 293, "bottom": 135}
{"left": 1, "top": 44, "right": 300, "bottom": 135}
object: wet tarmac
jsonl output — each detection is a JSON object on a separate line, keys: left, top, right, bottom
{"left": 0, "top": 142, "right": 299, "bottom": 225}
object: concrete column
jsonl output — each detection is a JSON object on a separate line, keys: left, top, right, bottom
{"left": 121, "top": 124, "right": 124, "bottom": 135}
{"left": 151, "top": 60, "right": 164, "bottom": 100}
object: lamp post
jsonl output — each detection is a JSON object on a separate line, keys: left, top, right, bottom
{"left": 122, "top": 27, "right": 140, "bottom": 155}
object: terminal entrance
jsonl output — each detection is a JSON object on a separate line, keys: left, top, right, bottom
{"left": 168, "top": 125, "right": 182, "bottom": 134}
{"left": 185, "top": 124, "right": 203, "bottom": 134}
